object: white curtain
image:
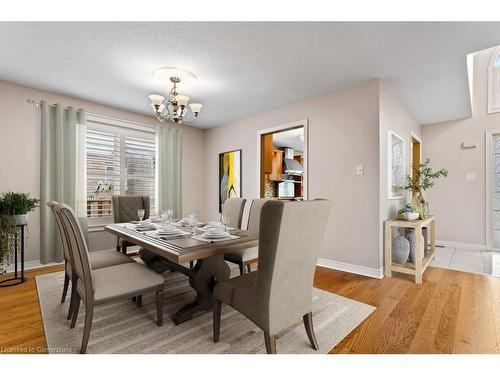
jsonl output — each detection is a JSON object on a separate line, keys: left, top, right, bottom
{"left": 156, "top": 126, "right": 182, "bottom": 218}
{"left": 40, "top": 102, "right": 87, "bottom": 263}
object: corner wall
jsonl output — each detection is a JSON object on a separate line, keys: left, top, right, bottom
{"left": 422, "top": 47, "right": 500, "bottom": 248}
{"left": 203, "top": 79, "right": 382, "bottom": 273}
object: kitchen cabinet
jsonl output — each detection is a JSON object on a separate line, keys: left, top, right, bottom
{"left": 269, "top": 149, "right": 283, "bottom": 181}
{"left": 261, "top": 133, "right": 273, "bottom": 174}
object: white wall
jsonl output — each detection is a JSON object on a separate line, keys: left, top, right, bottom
{"left": 422, "top": 46, "right": 500, "bottom": 247}
{"left": 378, "top": 82, "right": 422, "bottom": 265}
{"left": 0, "top": 80, "right": 205, "bottom": 262}
{"left": 203, "top": 79, "right": 382, "bottom": 271}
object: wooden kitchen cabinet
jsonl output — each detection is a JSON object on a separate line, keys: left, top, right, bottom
{"left": 269, "top": 149, "right": 283, "bottom": 181}
{"left": 261, "top": 133, "right": 274, "bottom": 174}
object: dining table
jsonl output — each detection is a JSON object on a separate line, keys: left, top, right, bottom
{"left": 105, "top": 221, "right": 258, "bottom": 325}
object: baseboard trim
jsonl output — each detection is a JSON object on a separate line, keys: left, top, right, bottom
{"left": 317, "top": 258, "right": 384, "bottom": 279}
{"left": 436, "top": 240, "right": 485, "bottom": 251}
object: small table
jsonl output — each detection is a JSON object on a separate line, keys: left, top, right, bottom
{"left": 384, "top": 215, "right": 436, "bottom": 284}
{"left": 0, "top": 224, "right": 27, "bottom": 287}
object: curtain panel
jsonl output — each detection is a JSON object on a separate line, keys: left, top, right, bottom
{"left": 40, "top": 102, "right": 87, "bottom": 263}
{"left": 156, "top": 126, "right": 182, "bottom": 218}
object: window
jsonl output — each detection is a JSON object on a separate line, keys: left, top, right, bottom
{"left": 488, "top": 47, "right": 500, "bottom": 114}
{"left": 86, "top": 118, "right": 156, "bottom": 226}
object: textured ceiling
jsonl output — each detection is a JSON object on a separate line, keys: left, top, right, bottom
{"left": 0, "top": 22, "right": 499, "bottom": 128}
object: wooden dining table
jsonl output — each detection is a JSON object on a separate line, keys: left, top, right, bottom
{"left": 105, "top": 222, "right": 258, "bottom": 324}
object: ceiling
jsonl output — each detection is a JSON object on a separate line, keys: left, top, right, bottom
{"left": 0, "top": 22, "right": 500, "bottom": 128}
{"left": 273, "top": 128, "right": 304, "bottom": 152}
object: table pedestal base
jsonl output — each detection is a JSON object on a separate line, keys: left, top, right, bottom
{"left": 172, "top": 255, "right": 230, "bottom": 325}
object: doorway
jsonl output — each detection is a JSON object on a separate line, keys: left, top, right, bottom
{"left": 257, "top": 120, "right": 308, "bottom": 200}
{"left": 409, "top": 132, "right": 422, "bottom": 201}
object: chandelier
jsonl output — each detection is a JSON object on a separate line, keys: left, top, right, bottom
{"left": 148, "top": 75, "right": 202, "bottom": 124}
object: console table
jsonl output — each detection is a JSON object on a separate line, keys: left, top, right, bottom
{"left": 384, "top": 215, "right": 436, "bottom": 284}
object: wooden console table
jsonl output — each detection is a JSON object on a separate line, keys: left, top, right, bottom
{"left": 384, "top": 215, "right": 436, "bottom": 284}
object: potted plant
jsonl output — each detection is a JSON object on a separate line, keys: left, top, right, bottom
{"left": 397, "top": 203, "right": 420, "bottom": 221}
{"left": 404, "top": 158, "right": 448, "bottom": 219}
{"left": 0, "top": 192, "right": 39, "bottom": 274}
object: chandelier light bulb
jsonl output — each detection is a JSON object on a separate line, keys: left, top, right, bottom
{"left": 189, "top": 103, "right": 203, "bottom": 113}
{"left": 175, "top": 95, "right": 190, "bottom": 107}
{"left": 149, "top": 94, "right": 165, "bottom": 107}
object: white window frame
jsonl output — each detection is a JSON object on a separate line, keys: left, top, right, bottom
{"left": 488, "top": 47, "right": 500, "bottom": 114}
{"left": 388, "top": 130, "right": 406, "bottom": 200}
{"left": 86, "top": 113, "right": 156, "bottom": 229}
{"left": 485, "top": 130, "right": 500, "bottom": 250}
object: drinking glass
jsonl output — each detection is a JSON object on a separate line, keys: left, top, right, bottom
{"left": 188, "top": 213, "right": 197, "bottom": 235}
{"left": 167, "top": 209, "right": 174, "bottom": 223}
{"left": 137, "top": 208, "right": 145, "bottom": 222}
{"left": 221, "top": 214, "right": 230, "bottom": 232}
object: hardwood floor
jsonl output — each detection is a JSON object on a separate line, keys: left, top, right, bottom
{"left": 1, "top": 264, "right": 499, "bottom": 354}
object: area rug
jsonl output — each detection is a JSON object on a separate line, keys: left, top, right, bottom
{"left": 35, "top": 268, "right": 375, "bottom": 354}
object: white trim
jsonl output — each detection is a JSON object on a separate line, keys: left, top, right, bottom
{"left": 317, "top": 257, "right": 384, "bottom": 279}
{"left": 5, "top": 260, "right": 64, "bottom": 273}
{"left": 435, "top": 240, "right": 486, "bottom": 251}
{"left": 256, "top": 119, "right": 309, "bottom": 199}
{"left": 388, "top": 130, "right": 406, "bottom": 200}
{"left": 87, "top": 112, "right": 155, "bottom": 133}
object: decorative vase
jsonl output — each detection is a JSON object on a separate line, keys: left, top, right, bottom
{"left": 392, "top": 235, "right": 410, "bottom": 265}
{"left": 416, "top": 192, "right": 429, "bottom": 219}
{"left": 406, "top": 229, "right": 425, "bottom": 263}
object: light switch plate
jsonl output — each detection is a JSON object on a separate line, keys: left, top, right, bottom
{"left": 465, "top": 173, "right": 476, "bottom": 181}
{"left": 356, "top": 165, "right": 364, "bottom": 175}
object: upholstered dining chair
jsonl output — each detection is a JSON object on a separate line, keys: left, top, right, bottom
{"left": 224, "top": 198, "right": 270, "bottom": 274}
{"left": 111, "top": 195, "right": 150, "bottom": 254}
{"left": 56, "top": 202, "right": 165, "bottom": 354}
{"left": 221, "top": 197, "right": 247, "bottom": 229}
{"left": 47, "top": 201, "right": 134, "bottom": 320}
{"left": 213, "top": 199, "right": 332, "bottom": 354}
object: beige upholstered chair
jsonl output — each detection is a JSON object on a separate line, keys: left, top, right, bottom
{"left": 213, "top": 199, "right": 332, "bottom": 354}
{"left": 221, "top": 197, "right": 246, "bottom": 229}
{"left": 55, "top": 202, "right": 165, "bottom": 354}
{"left": 47, "top": 201, "right": 133, "bottom": 320}
{"left": 224, "top": 198, "right": 270, "bottom": 274}
{"left": 111, "top": 195, "right": 150, "bottom": 254}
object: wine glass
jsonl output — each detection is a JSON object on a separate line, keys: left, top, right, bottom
{"left": 221, "top": 214, "right": 230, "bottom": 232}
{"left": 188, "top": 213, "right": 197, "bottom": 235}
{"left": 137, "top": 208, "right": 145, "bottom": 222}
{"left": 167, "top": 209, "right": 174, "bottom": 223}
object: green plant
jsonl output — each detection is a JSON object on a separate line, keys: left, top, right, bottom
{"left": 397, "top": 203, "right": 418, "bottom": 216}
{"left": 404, "top": 158, "right": 448, "bottom": 194}
{"left": 0, "top": 192, "right": 40, "bottom": 216}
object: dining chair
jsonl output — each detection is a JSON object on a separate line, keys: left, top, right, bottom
{"left": 213, "top": 199, "right": 332, "bottom": 354}
{"left": 56, "top": 202, "right": 165, "bottom": 354}
{"left": 47, "top": 201, "right": 134, "bottom": 320}
{"left": 221, "top": 197, "right": 247, "bottom": 229}
{"left": 224, "top": 198, "right": 270, "bottom": 274}
{"left": 111, "top": 195, "right": 150, "bottom": 254}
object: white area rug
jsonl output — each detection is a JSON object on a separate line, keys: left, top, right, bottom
{"left": 36, "top": 268, "right": 375, "bottom": 354}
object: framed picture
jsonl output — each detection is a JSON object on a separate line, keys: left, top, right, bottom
{"left": 219, "top": 149, "right": 242, "bottom": 212}
{"left": 388, "top": 131, "right": 405, "bottom": 199}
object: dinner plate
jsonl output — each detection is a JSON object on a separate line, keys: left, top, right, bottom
{"left": 203, "top": 232, "right": 230, "bottom": 239}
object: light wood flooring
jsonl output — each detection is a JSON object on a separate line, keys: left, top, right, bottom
{"left": 1, "top": 264, "right": 499, "bottom": 354}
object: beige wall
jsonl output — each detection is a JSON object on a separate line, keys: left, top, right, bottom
{"left": 422, "top": 47, "right": 500, "bottom": 247}
{"left": 203, "top": 79, "right": 382, "bottom": 270}
{"left": 0, "top": 80, "right": 205, "bottom": 262}
{"left": 378, "top": 82, "right": 422, "bottom": 264}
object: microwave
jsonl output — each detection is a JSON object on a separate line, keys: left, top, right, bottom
{"left": 278, "top": 181, "right": 294, "bottom": 198}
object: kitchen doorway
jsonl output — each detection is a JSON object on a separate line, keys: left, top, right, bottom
{"left": 257, "top": 120, "right": 308, "bottom": 200}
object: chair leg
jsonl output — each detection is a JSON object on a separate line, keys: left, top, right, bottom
{"left": 121, "top": 244, "right": 127, "bottom": 254}
{"left": 303, "top": 312, "right": 319, "bottom": 350}
{"left": 213, "top": 300, "right": 222, "bottom": 343}
{"left": 246, "top": 263, "right": 252, "bottom": 273}
{"left": 156, "top": 290, "right": 164, "bottom": 327}
{"left": 239, "top": 263, "right": 244, "bottom": 275}
{"left": 70, "top": 295, "right": 81, "bottom": 329}
{"left": 190, "top": 260, "right": 194, "bottom": 270}
{"left": 80, "top": 303, "right": 94, "bottom": 354}
{"left": 116, "top": 245, "right": 121, "bottom": 252}
{"left": 67, "top": 279, "right": 77, "bottom": 320}
{"left": 61, "top": 273, "right": 70, "bottom": 303}
{"left": 264, "top": 332, "right": 277, "bottom": 354}
{"left": 136, "top": 295, "right": 143, "bottom": 307}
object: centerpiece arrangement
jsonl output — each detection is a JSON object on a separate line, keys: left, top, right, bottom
{"left": 0, "top": 192, "right": 40, "bottom": 275}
